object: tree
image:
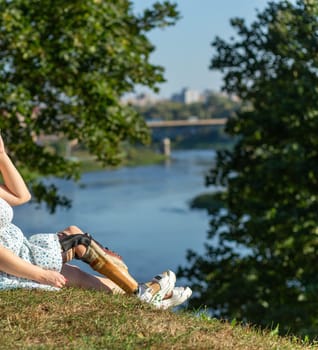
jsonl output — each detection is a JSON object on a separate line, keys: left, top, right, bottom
{"left": 179, "top": 0, "right": 318, "bottom": 338}
{"left": 0, "top": 0, "right": 179, "bottom": 212}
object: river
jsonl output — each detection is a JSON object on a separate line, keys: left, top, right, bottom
{"left": 14, "top": 149, "right": 215, "bottom": 283}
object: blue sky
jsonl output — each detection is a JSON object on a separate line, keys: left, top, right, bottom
{"left": 132, "top": 0, "right": 276, "bottom": 98}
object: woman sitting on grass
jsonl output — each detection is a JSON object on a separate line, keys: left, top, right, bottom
{"left": 0, "top": 133, "right": 191, "bottom": 309}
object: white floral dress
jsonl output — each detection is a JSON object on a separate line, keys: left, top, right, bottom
{"left": 0, "top": 197, "right": 62, "bottom": 290}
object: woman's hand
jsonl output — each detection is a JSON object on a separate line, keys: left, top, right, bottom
{"left": 0, "top": 245, "right": 66, "bottom": 288}
{"left": 37, "top": 269, "right": 67, "bottom": 289}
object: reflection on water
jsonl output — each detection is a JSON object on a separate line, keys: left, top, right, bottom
{"left": 14, "top": 150, "right": 215, "bottom": 282}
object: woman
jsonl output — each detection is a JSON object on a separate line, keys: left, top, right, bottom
{"left": 0, "top": 134, "right": 191, "bottom": 309}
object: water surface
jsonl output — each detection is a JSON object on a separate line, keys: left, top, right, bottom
{"left": 14, "top": 150, "right": 215, "bottom": 282}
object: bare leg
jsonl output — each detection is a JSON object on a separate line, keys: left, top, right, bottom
{"left": 61, "top": 263, "right": 124, "bottom": 294}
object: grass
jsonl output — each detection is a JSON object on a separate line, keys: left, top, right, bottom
{"left": 0, "top": 289, "right": 317, "bottom": 350}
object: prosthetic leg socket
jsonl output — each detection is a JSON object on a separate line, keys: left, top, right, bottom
{"left": 59, "top": 233, "right": 137, "bottom": 294}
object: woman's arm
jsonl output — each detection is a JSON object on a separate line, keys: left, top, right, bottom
{"left": 0, "top": 245, "right": 66, "bottom": 288}
{"left": 0, "top": 134, "right": 31, "bottom": 206}
{"left": 0, "top": 136, "right": 65, "bottom": 288}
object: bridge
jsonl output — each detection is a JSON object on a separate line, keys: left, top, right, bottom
{"left": 40, "top": 118, "right": 228, "bottom": 158}
{"left": 146, "top": 118, "right": 227, "bottom": 128}
{"left": 146, "top": 118, "right": 228, "bottom": 156}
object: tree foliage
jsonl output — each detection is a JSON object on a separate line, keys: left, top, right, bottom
{"left": 179, "top": 0, "right": 318, "bottom": 338}
{"left": 0, "top": 0, "right": 179, "bottom": 212}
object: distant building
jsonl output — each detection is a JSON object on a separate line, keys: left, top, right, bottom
{"left": 121, "top": 93, "right": 159, "bottom": 106}
{"left": 170, "top": 87, "right": 202, "bottom": 104}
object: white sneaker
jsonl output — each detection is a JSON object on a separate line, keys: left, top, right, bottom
{"left": 137, "top": 270, "right": 176, "bottom": 308}
{"left": 159, "top": 286, "right": 192, "bottom": 310}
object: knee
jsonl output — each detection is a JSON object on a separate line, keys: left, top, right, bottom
{"left": 63, "top": 225, "right": 84, "bottom": 235}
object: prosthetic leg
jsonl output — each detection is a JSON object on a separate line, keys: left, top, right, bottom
{"left": 59, "top": 233, "right": 138, "bottom": 294}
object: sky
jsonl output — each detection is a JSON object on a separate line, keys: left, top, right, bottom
{"left": 131, "top": 0, "right": 276, "bottom": 99}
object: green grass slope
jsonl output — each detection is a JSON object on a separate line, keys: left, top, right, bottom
{"left": 0, "top": 289, "right": 316, "bottom": 350}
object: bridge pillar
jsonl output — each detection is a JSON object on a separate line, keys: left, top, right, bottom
{"left": 162, "top": 137, "right": 171, "bottom": 157}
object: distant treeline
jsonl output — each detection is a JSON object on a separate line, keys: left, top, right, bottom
{"left": 133, "top": 91, "right": 240, "bottom": 121}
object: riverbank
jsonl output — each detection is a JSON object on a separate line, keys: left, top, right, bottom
{"left": 70, "top": 138, "right": 233, "bottom": 173}
{"left": 0, "top": 288, "right": 314, "bottom": 350}
{"left": 72, "top": 146, "right": 167, "bottom": 173}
